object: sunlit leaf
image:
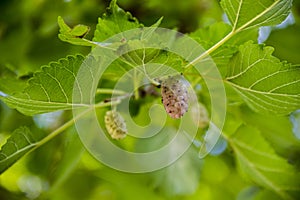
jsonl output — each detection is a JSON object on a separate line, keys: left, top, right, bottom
{"left": 221, "top": 0, "right": 292, "bottom": 31}
{"left": 226, "top": 41, "right": 300, "bottom": 115}
{"left": 102, "top": 39, "right": 184, "bottom": 80}
{"left": 93, "top": 0, "right": 143, "bottom": 42}
{"left": 0, "top": 127, "right": 45, "bottom": 174}
{"left": 190, "top": 22, "right": 258, "bottom": 76}
{"left": 0, "top": 55, "right": 91, "bottom": 115}
{"left": 58, "top": 16, "right": 94, "bottom": 47}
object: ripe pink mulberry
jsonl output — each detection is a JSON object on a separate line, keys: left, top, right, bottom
{"left": 161, "top": 75, "right": 189, "bottom": 119}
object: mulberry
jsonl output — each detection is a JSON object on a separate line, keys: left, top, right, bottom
{"left": 104, "top": 110, "right": 127, "bottom": 140}
{"left": 161, "top": 75, "right": 189, "bottom": 119}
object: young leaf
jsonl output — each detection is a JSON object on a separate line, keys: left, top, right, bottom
{"left": 226, "top": 42, "right": 300, "bottom": 115}
{"left": 93, "top": 0, "right": 143, "bottom": 42}
{"left": 227, "top": 125, "right": 300, "bottom": 200}
{"left": 57, "top": 16, "right": 94, "bottom": 47}
{"left": 0, "top": 126, "right": 45, "bottom": 174}
{"left": 221, "top": 0, "right": 292, "bottom": 31}
{"left": 0, "top": 55, "right": 90, "bottom": 115}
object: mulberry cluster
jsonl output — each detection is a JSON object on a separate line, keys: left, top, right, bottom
{"left": 161, "top": 75, "right": 189, "bottom": 119}
{"left": 104, "top": 110, "right": 127, "bottom": 140}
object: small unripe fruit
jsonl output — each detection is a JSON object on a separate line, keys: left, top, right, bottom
{"left": 160, "top": 75, "right": 189, "bottom": 119}
{"left": 191, "top": 103, "right": 210, "bottom": 128}
{"left": 104, "top": 110, "right": 127, "bottom": 139}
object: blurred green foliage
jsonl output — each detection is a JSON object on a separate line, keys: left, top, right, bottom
{"left": 0, "top": 0, "right": 221, "bottom": 76}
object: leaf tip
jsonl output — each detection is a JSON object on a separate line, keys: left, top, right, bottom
{"left": 57, "top": 15, "right": 62, "bottom": 21}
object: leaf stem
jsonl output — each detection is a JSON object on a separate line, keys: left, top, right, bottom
{"left": 184, "top": 30, "right": 235, "bottom": 69}
{"left": 133, "top": 68, "right": 140, "bottom": 100}
{"left": 96, "top": 88, "right": 127, "bottom": 95}
{"left": 29, "top": 101, "right": 120, "bottom": 154}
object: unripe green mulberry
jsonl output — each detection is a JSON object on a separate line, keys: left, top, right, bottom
{"left": 191, "top": 103, "right": 210, "bottom": 128}
{"left": 104, "top": 110, "right": 127, "bottom": 140}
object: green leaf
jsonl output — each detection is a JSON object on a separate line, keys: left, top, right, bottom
{"left": 57, "top": 16, "right": 71, "bottom": 33}
{"left": 0, "top": 126, "right": 45, "bottom": 174}
{"left": 266, "top": 25, "right": 300, "bottom": 64}
{"left": 238, "top": 105, "right": 300, "bottom": 156}
{"left": 190, "top": 22, "right": 258, "bottom": 76}
{"left": 227, "top": 125, "right": 300, "bottom": 200}
{"left": 220, "top": 0, "right": 292, "bottom": 31}
{"left": 186, "top": 0, "right": 291, "bottom": 71}
{"left": 1, "top": 55, "right": 90, "bottom": 115}
{"left": 190, "top": 22, "right": 232, "bottom": 47}
{"left": 189, "top": 22, "right": 236, "bottom": 74}
{"left": 226, "top": 42, "right": 300, "bottom": 115}
{"left": 70, "top": 25, "right": 89, "bottom": 37}
{"left": 102, "top": 39, "right": 184, "bottom": 80}
{"left": 57, "top": 16, "right": 94, "bottom": 47}
{"left": 93, "top": 0, "right": 143, "bottom": 42}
